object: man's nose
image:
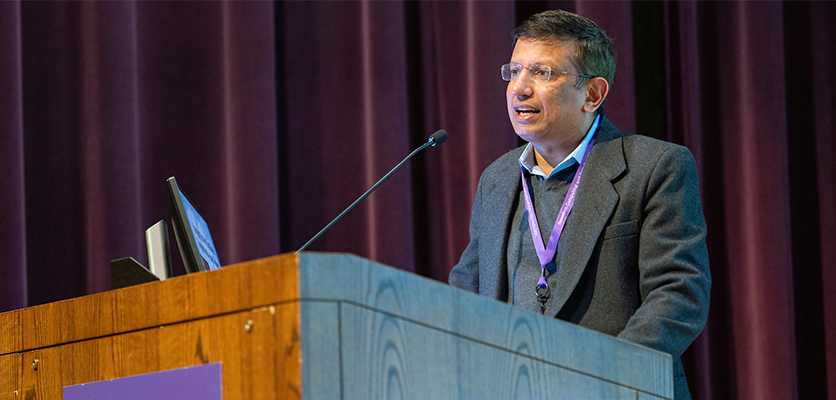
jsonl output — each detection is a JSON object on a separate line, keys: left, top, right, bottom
{"left": 509, "top": 70, "right": 534, "bottom": 98}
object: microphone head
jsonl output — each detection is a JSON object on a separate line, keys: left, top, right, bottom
{"left": 428, "top": 129, "right": 448, "bottom": 147}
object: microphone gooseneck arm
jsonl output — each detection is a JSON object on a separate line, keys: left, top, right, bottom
{"left": 296, "top": 130, "right": 448, "bottom": 254}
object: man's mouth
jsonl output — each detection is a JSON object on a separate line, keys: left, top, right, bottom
{"left": 515, "top": 106, "right": 540, "bottom": 116}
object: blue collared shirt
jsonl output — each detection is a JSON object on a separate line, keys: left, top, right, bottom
{"left": 518, "top": 114, "right": 601, "bottom": 178}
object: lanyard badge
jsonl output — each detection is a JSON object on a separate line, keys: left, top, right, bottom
{"left": 520, "top": 133, "right": 596, "bottom": 315}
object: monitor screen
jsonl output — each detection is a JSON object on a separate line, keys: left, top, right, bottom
{"left": 179, "top": 188, "right": 221, "bottom": 271}
{"left": 167, "top": 177, "right": 221, "bottom": 273}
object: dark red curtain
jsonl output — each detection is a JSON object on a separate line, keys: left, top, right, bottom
{"left": 1, "top": 1, "right": 834, "bottom": 399}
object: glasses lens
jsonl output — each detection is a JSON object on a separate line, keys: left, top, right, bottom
{"left": 501, "top": 63, "right": 554, "bottom": 82}
{"left": 529, "top": 65, "right": 552, "bottom": 82}
{"left": 501, "top": 63, "right": 521, "bottom": 81}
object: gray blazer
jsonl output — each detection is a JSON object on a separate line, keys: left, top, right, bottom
{"left": 449, "top": 117, "right": 711, "bottom": 399}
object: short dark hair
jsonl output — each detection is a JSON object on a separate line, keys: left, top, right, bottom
{"left": 513, "top": 10, "right": 616, "bottom": 115}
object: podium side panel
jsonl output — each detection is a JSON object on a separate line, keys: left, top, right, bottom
{"left": 339, "top": 303, "right": 641, "bottom": 399}
{"left": 300, "top": 301, "right": 341, "bottom": 400}
{"left": 17, "top": 307, "right": 291, "bottom": 400}
{"left": 0, "top": 353, "right": 18, "bottom": 400}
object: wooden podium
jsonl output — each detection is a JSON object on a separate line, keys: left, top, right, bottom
{"left": 0, "top": 253, "right": 673, "bottom": 399}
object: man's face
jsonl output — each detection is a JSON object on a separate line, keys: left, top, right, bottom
{"left": 506, "top": 39, "right": 588, "bottom": 148}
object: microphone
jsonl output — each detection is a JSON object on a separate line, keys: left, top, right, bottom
{"left": 427, "top": 129, "right": 448, "bottom": 146}
{"left": 296, "top": 129, "right": 448, "bottom": 253}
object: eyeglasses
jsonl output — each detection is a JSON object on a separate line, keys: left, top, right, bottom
{"left": 501, "top": 63, "right": 596, "bottom": 83}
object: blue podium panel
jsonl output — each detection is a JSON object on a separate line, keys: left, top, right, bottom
{"left": 298, "top": 253, "right": 673, "bottom": 400}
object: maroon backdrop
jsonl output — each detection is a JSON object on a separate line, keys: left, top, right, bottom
{"left": 1, "top": 1, "right": 834, "bottom": 399}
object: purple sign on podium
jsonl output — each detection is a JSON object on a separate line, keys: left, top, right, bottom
{"left": 64, "top": 362, "right": 222, "bottom": 400}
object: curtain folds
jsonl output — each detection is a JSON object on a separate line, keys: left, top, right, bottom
{"left": 0, "top": 1, "right": 26, "bottom": 312}
{"left": 1, "top": 1, "right": 833, "bottom": 399}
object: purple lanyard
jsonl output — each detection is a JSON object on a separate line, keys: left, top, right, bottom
{"left": 520, "top": 133, "right": 596, "bottom": 313}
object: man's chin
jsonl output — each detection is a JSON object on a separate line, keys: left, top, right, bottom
{"left": 513, "top": 129, "right": 542, "bottom": 143}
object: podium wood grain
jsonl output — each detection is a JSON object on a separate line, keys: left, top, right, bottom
{"left": 3, "top": 254, "right": 302, "bottom": 400}
{"left": 0, "top": 353, "right": 18, "bottom": 400}
{"left": 13, "top": 254, "right": 300, "bottom": 353}
{"left": 17, "top": 307, "right": 293, "bottom": 399}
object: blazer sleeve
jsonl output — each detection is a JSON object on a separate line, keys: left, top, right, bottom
{"left": 448, "top": 173, "right": 483, "bottom": 293}
{"left": 616, "top": 145, "right": 711, "bottom": 359}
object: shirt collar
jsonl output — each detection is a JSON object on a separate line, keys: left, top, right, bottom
{"left": 519, "top": 114, "right": 601, "bottom": 178}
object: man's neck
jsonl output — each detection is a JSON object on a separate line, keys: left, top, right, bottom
{"left": 533, "top": 148, "right": 563, "bottom": 177}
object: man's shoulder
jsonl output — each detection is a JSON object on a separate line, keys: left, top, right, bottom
{"left": 600, "top": 117, "right": 693, "bottom": 162}
{"left": 621, "top": 134, "right": 696, "bottom": 168}
{"left": 623, "top": 133, "right": 685, "bottom": 153}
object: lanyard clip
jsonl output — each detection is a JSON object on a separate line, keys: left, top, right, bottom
{"left": 535, "top": 271, "right": 550, "bottom": 315}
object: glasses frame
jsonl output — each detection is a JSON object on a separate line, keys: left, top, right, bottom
{"left": 501, "top": 63, "right": 597, "bottom": 83}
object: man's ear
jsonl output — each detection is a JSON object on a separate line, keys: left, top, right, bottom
{"left": 582, "top": 77, "right": 609, "bottom": 113}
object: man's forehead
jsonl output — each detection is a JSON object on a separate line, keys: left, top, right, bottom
{"left": 511, "top": 38, "right": 577, "bottom": 63}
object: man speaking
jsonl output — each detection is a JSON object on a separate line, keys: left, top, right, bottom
{"left": 449, "top": 10, "right": 711, "bottom": 399}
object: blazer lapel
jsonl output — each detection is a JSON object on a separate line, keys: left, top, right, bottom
{"left": 549, "top": 118, "right": 626, "bottom": 317}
